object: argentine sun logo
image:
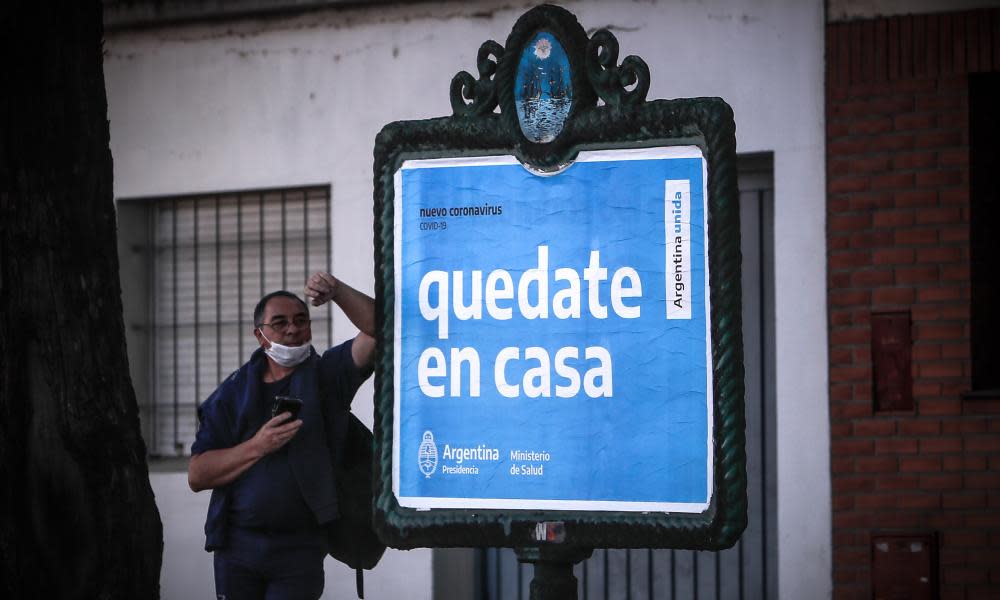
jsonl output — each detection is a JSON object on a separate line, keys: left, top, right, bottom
{"left": 418, "top": 431, "right": 438, "bottom": 478}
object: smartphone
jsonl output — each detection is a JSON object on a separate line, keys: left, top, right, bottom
{"left": 271, "top": 395, "right": 303, "bottom": 422}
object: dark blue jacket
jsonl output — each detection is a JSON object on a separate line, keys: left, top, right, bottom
{"left": 193, "top": 341, "right": 370, "bottom": 551}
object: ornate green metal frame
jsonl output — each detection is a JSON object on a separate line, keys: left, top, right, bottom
{"left": 372, "top": 4, "right": 746, "bottom": 551}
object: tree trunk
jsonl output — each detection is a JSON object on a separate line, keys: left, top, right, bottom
{"left": 0, "top": 1, "right": 163, "bottom": 598}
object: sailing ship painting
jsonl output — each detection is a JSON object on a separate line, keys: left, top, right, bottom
{"left": 514, "top": 32, "right": 573, "bottom": 143}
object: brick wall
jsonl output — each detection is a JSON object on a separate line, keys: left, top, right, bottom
{"left": 827, "top": 10, "right": 1000, "bottom": 600}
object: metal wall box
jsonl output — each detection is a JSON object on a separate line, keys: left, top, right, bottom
{"left": 872, "top": 533, "right": 938, "bottom": 600}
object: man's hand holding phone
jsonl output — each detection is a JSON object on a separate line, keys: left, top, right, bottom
{"left": 271, "top": 395, "right": 303, "bottom": 422}
{"left": 253, "top": 396, "right": 304, "bottom": 456}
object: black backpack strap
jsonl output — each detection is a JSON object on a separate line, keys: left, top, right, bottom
{"left": 356, "top": 567, "right": 364, "bottom": 599}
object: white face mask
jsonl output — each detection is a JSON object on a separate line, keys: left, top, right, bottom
{"left": 259, "top": 330, "right": 311, "bottom": 367}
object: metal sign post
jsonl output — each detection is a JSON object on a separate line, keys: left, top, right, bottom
{"left": 372, "top": 5, "right": 746, "bottom": 598}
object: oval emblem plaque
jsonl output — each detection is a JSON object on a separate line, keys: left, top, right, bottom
{"left": 514, "top": 31, "right": 572, "bottom": 143}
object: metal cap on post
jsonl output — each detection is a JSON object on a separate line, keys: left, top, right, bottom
{"left": 516, "top": 546, "right": 593, "bottom": 600}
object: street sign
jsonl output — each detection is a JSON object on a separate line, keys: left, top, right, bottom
{"left": 372, "top": 4, "right": 746, "bottom": 553}
{"left": 393, "top": 147, "right": 712, "bottom": 513}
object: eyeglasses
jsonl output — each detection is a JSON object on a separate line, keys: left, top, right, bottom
{"left": 258, "top": 316, "right": 311, "bottom": 333}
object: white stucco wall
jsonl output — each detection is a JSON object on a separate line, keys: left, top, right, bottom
{"left": 106, "top": 1, "right": 830, "bottom": 598}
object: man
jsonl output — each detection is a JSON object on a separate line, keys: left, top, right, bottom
{"left": 188, "top": 271, "right": 376, "bottom": 600}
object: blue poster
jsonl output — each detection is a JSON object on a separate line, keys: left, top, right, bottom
{"left": 392, "top": 147, "right": 711, "bottom": 512}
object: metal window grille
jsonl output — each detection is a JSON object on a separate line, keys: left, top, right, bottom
{"left": 119, "top": 185, "right": 332, "bottom": 457}
{"left": 476, "top": 153, "right": 777, "bottom": 600}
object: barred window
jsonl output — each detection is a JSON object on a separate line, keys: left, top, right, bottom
{"left": 117, "top": 186, "right": 333, "bottom": 457}
{"left": 969, "top": 73, "right": 1000, "bottom": 393}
